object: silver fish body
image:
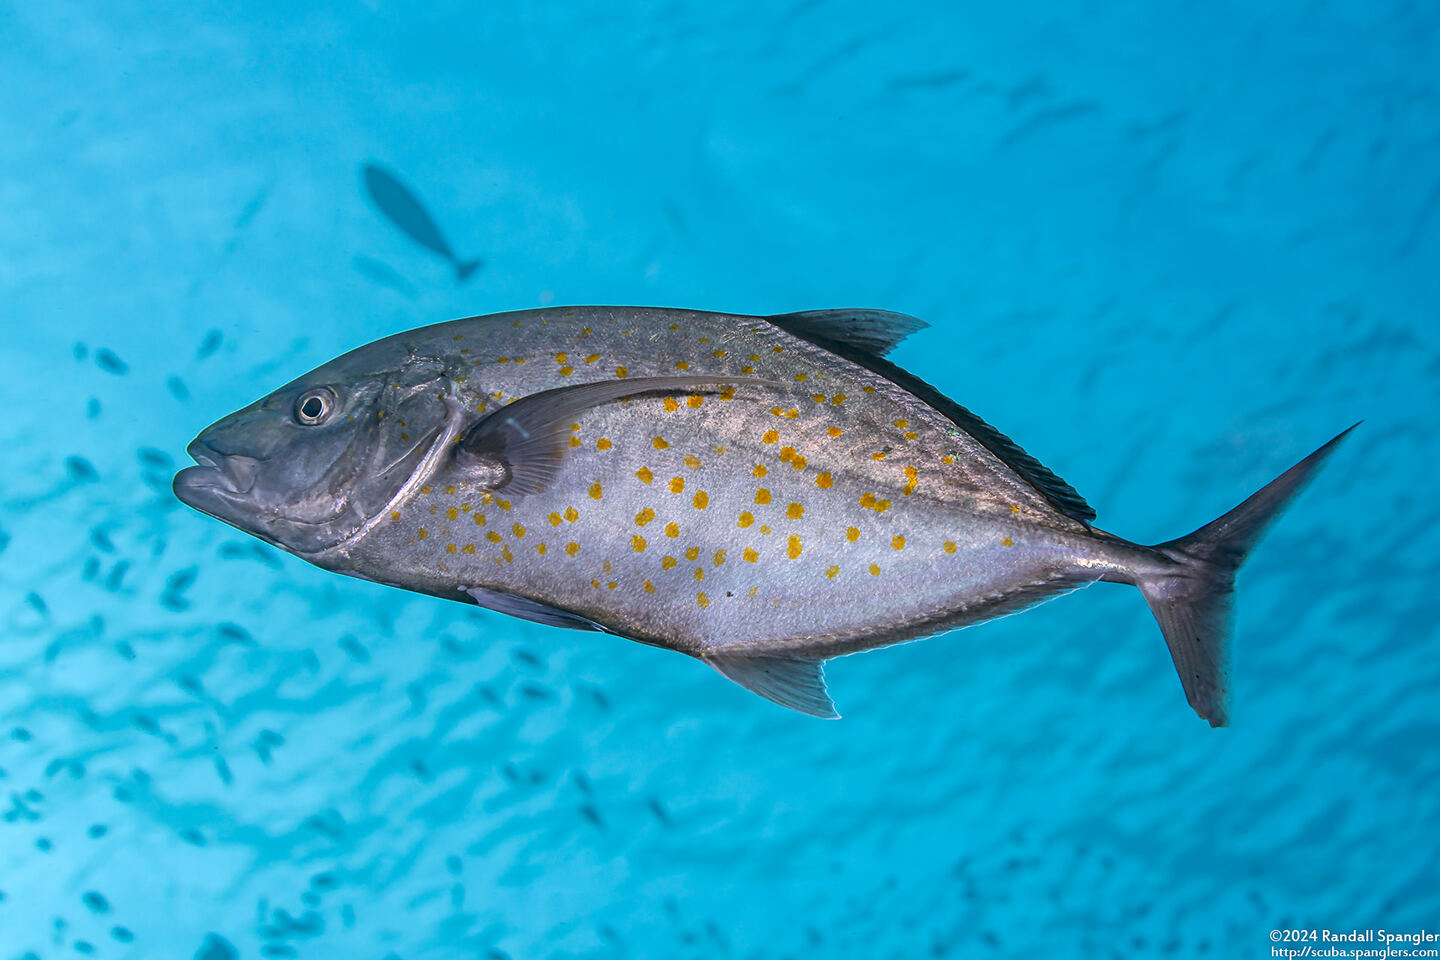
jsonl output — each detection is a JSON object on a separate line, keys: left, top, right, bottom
{"left": 175, "top": 306, "right": 1352, "bottom": 723}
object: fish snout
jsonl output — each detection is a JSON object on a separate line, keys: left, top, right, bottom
{"left": 175, "top": 439, "right": 261, "bottom": 500}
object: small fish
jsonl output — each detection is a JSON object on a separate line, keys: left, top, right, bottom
{"left": 174, "top": 307, "right": 1352, "bottom": 724}
{"left": 195, "top": 934, "right": 238, "bottom": 960}
{"left": 197, "top": 329, "right": 223, "bottom": 360}
{"left": 66, "top": 456, "right": 99, "bottom": 482}
{"left": 361, "top": 163, "right": 481, "bottom": 282}
{"left": 95, "top": 348, "right": 128, "bottom": 374}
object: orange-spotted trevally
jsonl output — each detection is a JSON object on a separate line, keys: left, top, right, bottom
{"left": 173, "top": 307, "right": 1352, "bottom": 724}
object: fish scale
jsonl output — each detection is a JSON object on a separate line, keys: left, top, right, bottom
{"left": 175, "top": 306, "right": 1353, "bottom": 723}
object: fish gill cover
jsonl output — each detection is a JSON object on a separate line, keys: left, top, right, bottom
{"left": 0, "top": 2, "right": 1436, "bottom": 959}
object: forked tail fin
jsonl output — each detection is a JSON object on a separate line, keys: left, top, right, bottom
{"left": 1140, "top": 424, "right": 1358, "bottom": 727}
{"left": 455, "top": 257, "right": 483, "bottom": 283}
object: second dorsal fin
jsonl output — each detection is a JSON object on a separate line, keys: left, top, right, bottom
{"left": 770, "top": 313, "right": 1097, "bottom": 524}
{"left": 767, "top": 309, "right": 928, "bottom": 358}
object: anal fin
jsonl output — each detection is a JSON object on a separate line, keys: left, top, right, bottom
{"left": 707, "top": 652, "right": 839, "bottom": 718}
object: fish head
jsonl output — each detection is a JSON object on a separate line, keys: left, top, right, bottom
{"left": 174, "top": 340, "right": 460, "bottom": 558}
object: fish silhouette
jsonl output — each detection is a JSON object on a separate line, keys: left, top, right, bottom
{"left": 361, "top": 163, "right": 481, "bottom": 282}
{"left": 174, "top": 306, "right": 1353, "bottom": 724}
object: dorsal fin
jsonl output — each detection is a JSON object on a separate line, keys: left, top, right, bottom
{"left": 767, "top": 310, "right": 928, "bottom": 358}
{"left": 707, "top": 652, "right": 839, "bottom": 718}
{"left": 775, "top": 322, "right": 1096, "bottom": 524}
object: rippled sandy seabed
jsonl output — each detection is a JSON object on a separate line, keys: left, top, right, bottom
{"left": 2, "top": 2, "right": 1437, "bottom": 958}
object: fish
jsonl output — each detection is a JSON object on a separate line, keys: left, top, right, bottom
{"left": 361, "top": 163, "right": 482, "bottom": 283}
{"left": 173, "top": 306, "right": 1353, "bottom": 725}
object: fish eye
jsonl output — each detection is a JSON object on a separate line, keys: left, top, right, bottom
{"left": 294, "top": 387, "right": 339, "bottom": 426}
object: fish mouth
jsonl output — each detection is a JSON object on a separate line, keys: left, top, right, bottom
{"left": 173, "top": 441, "right": 261, "bottom": 509}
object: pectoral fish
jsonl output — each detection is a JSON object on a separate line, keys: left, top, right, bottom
{"left": 361, "top": 163, "right": 482, "bottom": 283}
{"left": 173, "top": 306, "right": 1352, "bottom": 724}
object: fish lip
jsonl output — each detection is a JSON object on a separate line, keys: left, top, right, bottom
{"left": 174, "top": 442, "right": 261, "bottom": 502}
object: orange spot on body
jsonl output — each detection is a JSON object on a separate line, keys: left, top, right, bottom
{"left": 869, "top": 563, "right": 881, "bottom": 576}
{"left": 669, "top": 476, "right": 685, "bottom": 494}
{"left": 663, "top": 397, "right": 679, "bottom": 412}
{"left": 753, "top": 464, "right": 768, "bottom": 478}
{"left": 564, "top": 507, "right": 578, "bottom": 522}
{"left": 662, "top": 556, "right": 678, "bottom": 569}
{"left": 891, "top": 535, "right": 906, "bottom": 550}
{"left": 565, "top": 542, "right": 580, "bottom": 556}
{"left": 512, "top": 523, "right": 527, "bottom": 538}
{"left": 1001, "top": 537, "right": 1015, "bottom": 547}
{"left": 692, "top": 490, "right": 709, "bottom": 509}
{"left": 786, "top": 502, "right": 804, "bottom": 519}
{"left": 686, "top": 395, "right": 703, "bottom": 408}
{"left": 597, "top": 437, "right": 612, "bottom": 451}
{"left": 738, "top": 511, "right": 754, "bottom": 528}
{"left": 615, "top": 366, "right": 629, "bottom": 378}
{"left": 743, "top": 547, "right": 759, "bottom": 563}
{"left": 786, "top": 534, "right": 802, "bottom": 559}
{"left": 632, "top": 535, "right": 647, "bottom": 553}
{"left": 816, "top": 472, "right": 833, "bottom": 489}
{"left": 697, "top": 592, "right": 710, "bottom": 609}
{"left": 644, "top": 580, "right": 655, "bottom": 593}
{"left": 665, "top": 522, "right": 680, "bottom": 538}
{"left": 653, "top": 436, "right": 669, "bottom": 450}
{"left": 825, "top": 565, "right": 839, "bottom": 579}
{"left": 754, "top": 488, "right": 771, "bottom": 505}
{"left": 635, "top": 507, "right": 655, "bottom": 526}
{"left": 683, "top": 454, "right": 702, "bottom": 469}
{"left": 828, "top": 426, "right": 843, "bottom": 438}
{"left": 486, "top": 531, "right": 502, "bottom": 543}
{"left": 548, "top": 512, "right": 563, "bottom": 527}
{"left": 636, "top": 466, "right": 654, "bottom": 484}
{"left": 762, "top": 430, "right": 779, "bottom": 444}
{"left": 588, "top": 481, "right": 603, "bottom": 500}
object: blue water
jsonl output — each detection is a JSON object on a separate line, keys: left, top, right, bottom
{"left": 3, "top": 2, "right": 1437, "bottom": 958}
